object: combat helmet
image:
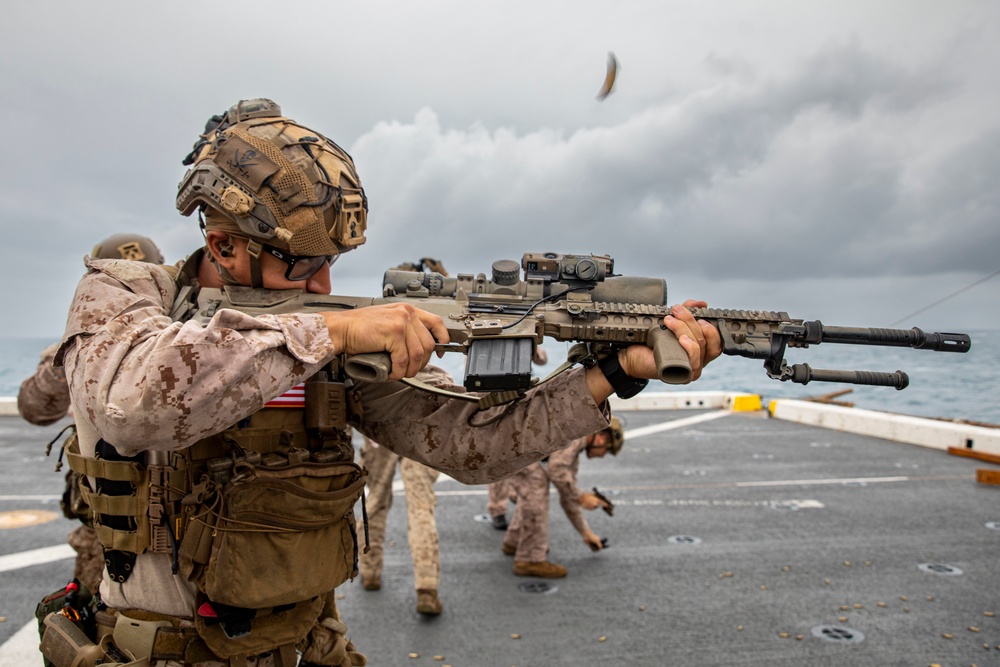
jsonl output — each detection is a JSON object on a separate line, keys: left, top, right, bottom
{"left": 606, "top": 416, "right": 625, "bottom": 455}
{"left": 91, "top": 233, "right": 164, "bottom": 264}
{"left": 392, "top": 258, "right": 449, "bottom": 276}
{"left": 176, "top": 98, "right": 367, "bottom": 285}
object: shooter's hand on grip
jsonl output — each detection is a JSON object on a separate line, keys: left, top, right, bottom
{"left": 618, "top": 301, "right": 721, "bottom": 385}
{"left": 322, "top": 304, "right": 449, "bottom": 381}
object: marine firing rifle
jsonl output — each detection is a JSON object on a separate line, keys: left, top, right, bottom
{"left": 217, "top": 252, "right": 971, "bottom": 394}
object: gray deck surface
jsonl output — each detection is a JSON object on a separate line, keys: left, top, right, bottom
{"left": 1, "top": 410, "right": 998, "bottom": 666}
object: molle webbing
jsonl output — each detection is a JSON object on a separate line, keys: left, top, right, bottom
{"left": 65, "top": 451, "right": 188, "bottom": 558}
{"left": 205, "top": 407, "right": 351, "bottom": 456}
{"left": 66, "top": 452, "right": 150, "bottom": 555}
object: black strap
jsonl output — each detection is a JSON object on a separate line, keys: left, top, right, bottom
{"left": 598, "top": 354, "right": 648, "bottom": 399}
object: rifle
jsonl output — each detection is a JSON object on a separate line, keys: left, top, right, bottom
{"left": 211, "top": 252, "right": 971, "bottom": 393}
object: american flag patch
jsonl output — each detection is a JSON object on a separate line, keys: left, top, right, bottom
{"left": 264, "top": 383, "right": 306, "bottom": 408}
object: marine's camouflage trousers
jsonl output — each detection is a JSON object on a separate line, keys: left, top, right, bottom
{"left": 67, "top": 525, "right": 104, "bottom": 593}
{"left": 486, "top": 478, "right": 513, "bottom": 519}
{"left": 503, "top": 463, "right": 551, "bottom": 563}
{"left": 358, "top": 440, "right": 440, "bottom": 591}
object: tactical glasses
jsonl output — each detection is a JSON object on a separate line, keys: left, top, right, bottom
{"left": 262, "top": 244, "right": 338, "bottom": 281}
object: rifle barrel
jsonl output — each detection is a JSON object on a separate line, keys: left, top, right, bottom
{"left": 816, "top": 325, "right": 971, "bottom": 352}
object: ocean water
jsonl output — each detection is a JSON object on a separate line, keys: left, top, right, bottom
{"left": 2, "top": 330, "right": 997, "bottom": 423}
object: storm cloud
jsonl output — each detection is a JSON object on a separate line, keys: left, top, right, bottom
{"left": 2, "top": 1, "right": 997, "bottom": 336}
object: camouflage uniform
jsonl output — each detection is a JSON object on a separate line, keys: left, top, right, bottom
{"left": 503, "top": 437, "right": 591, "bottom": 562}
{"left": 56, "top": 258, "right": 610, "bottom": 664}
{"left": 49, "top": 98, "right": 618, "bottom": 666}
{"left": 18, "top": 343, "right": 105, "bottom": 593}
{"left": 487, "top": 479, "right": 513, "bottom": 521}
{"left": 358, "top": 434, "right": 441, "bottom": 592}
{"left": 21, "top": 235, "right": 164, "bottom": 601}
{"left": 17, "top": 343, "right": 71, "bottom": 426}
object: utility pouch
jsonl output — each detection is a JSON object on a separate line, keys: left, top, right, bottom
{"left": 40, "top": 613, "right": 106, "bottom": 667}
{"left": 305, "top": 372, "right": 348, "bottom": 432}
{"left": 179, "top": 460, "right": 366, "bottom": 609}
{"left": 194, "top": 595, "right": 324, "bottom": 661}
{"left": 35, "top": 580, "right": 96, "bottom": 664}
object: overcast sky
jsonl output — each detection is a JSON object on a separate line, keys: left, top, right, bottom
{"left": 2, "top": 1, "right": 998, "bottom": 340}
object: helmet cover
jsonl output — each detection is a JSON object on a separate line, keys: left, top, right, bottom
{"left": 177, "top": 99, "right": 367, "bottom": 258}
{"left": 91, "top": 233, "right": 164, "bottom": 264}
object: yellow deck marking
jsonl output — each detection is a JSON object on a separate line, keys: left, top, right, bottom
{"left": 0, "top": 510, "right": 60, "bottom": 529}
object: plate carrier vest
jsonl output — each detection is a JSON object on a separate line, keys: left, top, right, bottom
{"left": 64, "top": 253, "right": 368, "bottom": 662}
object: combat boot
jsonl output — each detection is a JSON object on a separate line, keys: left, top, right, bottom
{"left": 513, "top": 560, "right": 568, "bottom": 578}
{"left": 416, "top": 588, "right": 443, "bottom": 616}
{"left": 360, "top": 573, "right": 381, "bottom": 591}
{"left": 490, "top": 513, "right": 509, "bottom": 530}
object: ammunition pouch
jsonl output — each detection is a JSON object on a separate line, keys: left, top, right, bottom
{"left": 179, "top": 459, "right": 366, "bottom": 609}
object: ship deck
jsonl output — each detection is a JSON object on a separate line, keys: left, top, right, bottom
{"left": 1, "top": 401, "right": 998, "bottom": 666}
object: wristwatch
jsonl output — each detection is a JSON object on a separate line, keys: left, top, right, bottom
{"left": 597, "top": 353, "right": 649, "bottom": 399}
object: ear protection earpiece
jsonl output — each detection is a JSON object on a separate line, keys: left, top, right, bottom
{"left": 219, "top": 239, "right": 234, "bottom": 258}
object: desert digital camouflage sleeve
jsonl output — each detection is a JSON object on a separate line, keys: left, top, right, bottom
{"left": 58, "top": 259, "right": 610, "bottom": 472}
{"left": 354, "top": 368, "right": 610, "bottom": 485}
{"left": 17, "top": 342, "right": 71, "bottom": 426}
{"left": 57, "top": 259, "right": 337, "bottom": 455}
{"left": 547, "top": 438, "right": 590, "bottom": 536}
